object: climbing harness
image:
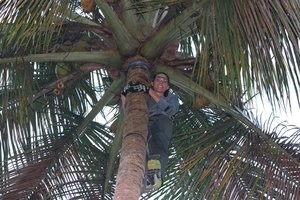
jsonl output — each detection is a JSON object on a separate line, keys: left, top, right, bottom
{"left": 122, "top": 82, "right": 149, "bottom": 96}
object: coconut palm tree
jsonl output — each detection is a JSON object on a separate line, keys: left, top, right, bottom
{"left": 0, "top": 0, "right": 300, "bottom": 199}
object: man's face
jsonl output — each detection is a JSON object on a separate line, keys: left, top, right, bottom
{"left": 152, "top": 74, "right": 169, "bottom": 93}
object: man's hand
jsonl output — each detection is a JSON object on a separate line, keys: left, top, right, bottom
{"left": 149, "top": 88, "right": 162, "bottom": 103}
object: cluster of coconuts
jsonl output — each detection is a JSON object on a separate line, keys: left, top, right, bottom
{"left": 53, "top": 81, "right": 65, "bottom": 96}
{"left": 52, "top": 0, "right": 98, "bottom": 96}
{"left": 53, "top": 63, "right": 71, "bottom": 96}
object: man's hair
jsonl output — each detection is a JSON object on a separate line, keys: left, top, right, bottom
{"left": 152, "top": 72, "right": 170, "bottom": 97}
{"left": 153, "top": 72, "right": 170, "bottom": 84}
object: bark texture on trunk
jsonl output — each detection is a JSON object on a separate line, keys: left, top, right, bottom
{"left": 114, "top": 65, "right": 150, "bottom": 200}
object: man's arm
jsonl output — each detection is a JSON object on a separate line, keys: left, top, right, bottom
{"left": 163, "top": 94, "right": 179, "bottom": 116}
{"left": 149, "top": 89, "right": 179, "bottom": 117}
{"left": 148, "top": 88, "right": 161, "bottom": 103}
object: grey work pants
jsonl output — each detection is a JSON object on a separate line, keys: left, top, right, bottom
{"left": 148, "top": 114, "right": 173, "bottom": 178}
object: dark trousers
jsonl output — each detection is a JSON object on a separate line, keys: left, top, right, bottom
{"left": 147, "top": 115, "right": 173, "bottom": 178}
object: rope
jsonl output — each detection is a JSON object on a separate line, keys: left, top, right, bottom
{"left": 127, "top": 61, "right": 150, "bottom": 70}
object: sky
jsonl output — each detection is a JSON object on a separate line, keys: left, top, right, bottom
{"left": 250, "top": 91, "right": 300, "bottom": 132}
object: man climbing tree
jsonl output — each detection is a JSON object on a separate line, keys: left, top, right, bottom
{"left": 145, "top": 72, "right": 179, "bottom": 191}
{"left": 122, "top": 72, "right": 179, "bottom": 192}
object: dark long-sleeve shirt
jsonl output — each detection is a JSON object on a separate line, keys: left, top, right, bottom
{"left": 148, "top": 91, "right": 179, "bottom": 119}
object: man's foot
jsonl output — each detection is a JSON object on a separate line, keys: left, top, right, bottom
{"left": 146, "top": 171, "right": 162, "bottom": 189}
{"left": 143, "top": 158, "right": 162, "bottom": 192}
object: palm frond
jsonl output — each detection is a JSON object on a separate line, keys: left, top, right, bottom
{"left": 0, "top": 59, "right": 124, "bottom": 198}
{"left": 141, "top": 105, "right": 300, "bottom": 199}
{"left": 189, "top": 0, "right": 300, "bottom": 110}
{"left": 0, "top": 0, "right": 70, "bottom": 52}
{"left": 1, "top": 0, "right": 300, "bottom": 199}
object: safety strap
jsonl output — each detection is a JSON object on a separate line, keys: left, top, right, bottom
{"left": 127, "top": 61, "right": 150, "bottom": 70}
{"left": 122, "top": 82, "right": 149, "bottom": 96}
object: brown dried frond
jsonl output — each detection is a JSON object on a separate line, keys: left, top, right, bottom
{"left": 81, "top": 0, "right": 96, "bottom": 13}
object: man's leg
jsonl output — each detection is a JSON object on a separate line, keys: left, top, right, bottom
{"left": 148, "top": 115, "right": 173, "bottom": 178}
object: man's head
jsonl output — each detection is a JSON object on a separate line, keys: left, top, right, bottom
{"left": 152, "top": 72, "right": 170, "bottom": 96}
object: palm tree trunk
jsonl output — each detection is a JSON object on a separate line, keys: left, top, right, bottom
{"left": 114, "top": 64, "right": 150, "bottom": 200}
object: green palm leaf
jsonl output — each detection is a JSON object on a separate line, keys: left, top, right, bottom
{"left": 0, "top": 0, "right": 300, "bottom": 199}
